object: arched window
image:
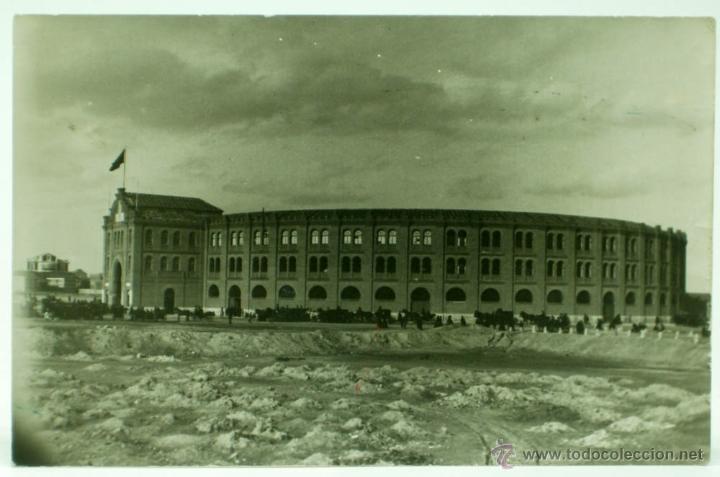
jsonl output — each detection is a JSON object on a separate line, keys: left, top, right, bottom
{"left": 547, "top": 260, "right": 555, "bottom": 277}
{"left": 481, "top": 230, "right": 491, "bottom": 247}
{"left": 584, "top": 262, "right": 592, "bottom": 278}
{"left": 556, "top": 233, "right": 564, "bottom": 250}
{"left": 377, "top": 229, "right": 387, "bottom": 245}
{"left": 515, "top": 289, "right": 533, "bottom": 303}
{"left": 262, "top": 230, "right": 269, "bottom": 246}
{"left": 144, "top": 256, "right": 152, "bottom": 271}
{"left": 342, "top": 256, "right": 351, "bottom": 273}
{"left": 279, "top": 285, "right": 296, "bottom": 299}
{"left": 308, "top": 286, "right": 327, "bottom": 300}
{"left": 584, "top": 235, "right": 591, "bottom": 251}
{"left": 145, "top": 229, "right": 153, "bottom": 246}
{"left": 209, "top": 257, "right": 215, "bottom": 273}
{"left": 343, "top": 229, "right": 352, "bottom": 244}
{"left": 375, "top": 256, "right": 386, "bottom": 273}
{"left": 352, "top": 256, "right": 362, "bottom": 273}
{"left": 161, "top": 230, "right": 169, "bottom": 247}
{"left": 289, "top": 256, "right": 297, "bottom": 273}
{"left": 515, "top": 231, "right": 523, "bottom": 248}
{"left": 188, "top": 257, "right": 195, "bottom": 272}
{"left": 319, "top": 256, "right": 328, "bottom": 273}
{"left": 492, "top": 259, "right": 501, "bottom": 276}
{"left": 252, "top": 256, "right": 260, "bottom": 273}
{"left": 576, "top": 290, "right": 591, "bottom": 305}
{"left": 410, "top": 257, "right": 421, "bottom": 274}
{"left": 422, "top": 257, "right": 432, "bottom": 274}
{"left": 446, "top": 287, "right": 466, "bottom": 302}
{"left": 215, "top": 257, "right": 221, "bottom": 272}
{"left": 457, "top": 258, "right": 467, "bottom": 275}
{"left": 208, "top": 285, "right": 220, "bottom": 298}
{"left": 375, "top": 286, "right": 396, "bottom": 301}
{"left": 353, "top": 229, "right": 363, "bottom": 245}
{"left": 458, "top": 229, "right": 467, "bottom": 247}
{"left": 290, "top": 230, "right": 298, "bottom": 245}
{"left": 311, "top": 229, "right": 320, "bottom": 244}
{"left": 170, "top": 231, "right": 180, "bottom": 247}
{"left": 576, "top": 261, "right": 584, "bottom": 278}
{"left": 547, "top": 290, "right": 563, "bottom": 304}
{"left": 423, "top": 230, "right": 432, "bottom": 245}
{"left": 644, "top": 292, "right": 653, "bottom": 305}
{"left": 281, "top": 229, "right": 289, "bottom": 245}
{"left": 387, "top": 257, "right": 397, "bottom": 274}
{"left": 237, "top": 231, "right": 244, "bottom": 245}
{"left": 602, "top": 263, "right": 609, "bottom": 279}
{"left": 446, "top": 229, "right": 456, "bottom": 247}
{"left": 229, "top": 257, "right": 236, "bottom": 272}
{"left": 626, "top": 292, "right": 636, "bottom": 305}
{"left": 252, "top": 285, "right": 267, "bottom": 299}
{"left": 254, "top": 230, "right": 262, "bottom": 245}
{"left": 172, "top": 256, "right": 180, "bottom": 271}
{"left": 556, "top": 261, "right": 564, "bottom": 277}
{"left": 492, "top": 231, "right": 501, "bottom": 248}
{"left": 525, "top": 232, "right": 533, "bottom": 249}
{"left": 547, "top": 233, "right": 555, "bottom": 250}
{"left": 610, "top": 263, "right": 617, "bottom": 279}
{"left": 309, "top": 256, "right": 318, "bottom": 273}
{"left": 231, "top": 231, "right": 238, "bottom": 246}
{"left": 160, "top": 256, "right": 168, "bottom": 271}
{"left": 260, "top": 257, "right": 268, "bottom": 273}
{"left": 412, "top": 230, "right": 422, "bottom": 245}
{"left": 481, "top": 288, "right": 500, "bottom": 303}
{"left": 481, "top": 258, "right": 490, "bottom": 275}
{"left": 341, "top": 286, "right": 361, "bottom": 300}
{"left": 515, "top": 259, "right": 523, "bottom": 276}
{"left": 659, "top": 293, "right": 666, "bottom": 306}
{"left": 279, "top": 256, "right": 288, "bottom": 273}
{"left": 235, "top": 257, "right": 242, "bottom": 272}
{"left": 446, "top": 258, "right": 456, "bottom": 275}
{"left": 388, "top": 229, "right": 398, "bottom": 245}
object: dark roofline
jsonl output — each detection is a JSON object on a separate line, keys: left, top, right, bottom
{"left": 217, "top": 207, "right": 685, "bottom": 236}
{"left": 118, "top": 190, "right": 223, "bottom": 214}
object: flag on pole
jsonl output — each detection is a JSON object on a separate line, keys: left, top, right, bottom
{"left": 109, "top": 149, "right": 126, "bottom": 171}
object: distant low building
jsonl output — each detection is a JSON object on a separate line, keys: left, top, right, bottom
{"left": 21, "top": 253, "right": 95, "bottom": 298}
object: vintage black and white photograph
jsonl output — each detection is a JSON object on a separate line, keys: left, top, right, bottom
{"left": 10, "top": 13, "right": 714, "bottom": 467}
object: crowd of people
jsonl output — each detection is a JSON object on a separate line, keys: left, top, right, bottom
{"left": 25, "top": 295, "right": 710, "bottom": 338}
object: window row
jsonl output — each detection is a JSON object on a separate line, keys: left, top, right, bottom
{"left": 480, "top": 230, "right": 503, "bottom": 248}
{"left": 514, "top": 259, "right": 534, "bottom": 277}
{"left": 546, "top": 233, "right": 565, "bottom": 251}
{"left": 207, "top": 284, "right": 671, "bottom": 309}
{"left": 144, "top": 255, "right": 197, "bottom": 272}
{"left": 145, "top": 229, "right": 198, "bottom": 248}
{"left": 602, "top": 236, "right": 618, "bottom": 253}
{"left": 514, "top": 231, "right": 534, "bottom": 249}
{"left": 111, "top": 230, "right": 125, "bottom": 248}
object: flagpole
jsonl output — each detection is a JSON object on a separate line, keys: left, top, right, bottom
{"left": 123, "top": 148, "right": 127, "bottom": 190}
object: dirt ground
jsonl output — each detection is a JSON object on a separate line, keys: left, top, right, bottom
{"left": 12, "top": 318, "right": 710, "bottom": 466}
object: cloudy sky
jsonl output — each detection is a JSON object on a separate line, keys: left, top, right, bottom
{"left": 13, "top": 16, "right": 714, "bottom": 292}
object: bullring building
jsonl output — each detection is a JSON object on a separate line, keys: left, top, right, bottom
{"left": 103, "top": 188, "right": 687, "bottom": 319}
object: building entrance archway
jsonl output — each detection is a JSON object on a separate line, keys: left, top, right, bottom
{"left": 410, "top": 287, "right": 431, "bottom": 313}
{"left": 228, "top": 285, "right": 241, "bottom": 311}
{"left": 603, "top": 291, "right": 615, "bottom": 321}
{"left": 111, "top": 261, "right": 122, "bottom": 306}
{"left": 163, "top": 288, "right": 175, "bottom": 312}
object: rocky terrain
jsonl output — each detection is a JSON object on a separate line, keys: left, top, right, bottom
{"left": 13, "top": 320, "right": 710, "bottom": 466}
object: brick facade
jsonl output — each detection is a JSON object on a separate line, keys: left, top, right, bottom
{"left": 103, "top": 189, "right": 687, "bottom": 319}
